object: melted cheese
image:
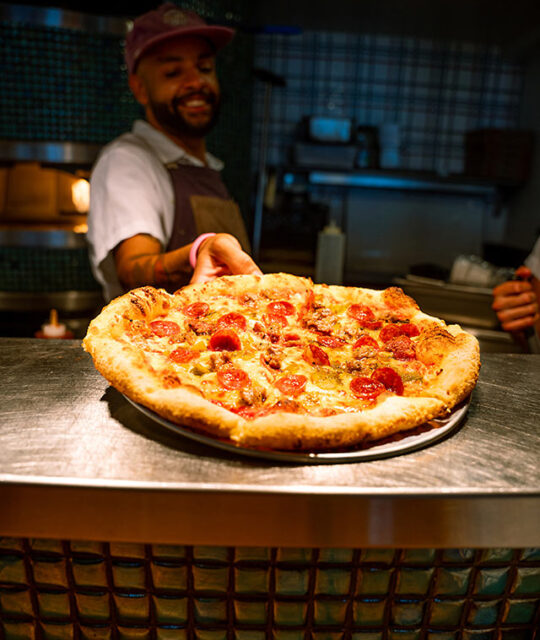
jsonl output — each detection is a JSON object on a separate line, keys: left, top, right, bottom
{"left": 128, "top": 288, "right": 438, "bottom": 417}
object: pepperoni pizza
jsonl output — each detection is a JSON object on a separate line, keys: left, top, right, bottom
{"left": 83, "top": 273, "right": 480, "bottom": 451}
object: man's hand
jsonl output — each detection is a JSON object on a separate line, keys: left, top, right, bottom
{"left": 190, "top": 233, "right": 262, "bottom": 284}
{"left": 492, "top": 266, "right": 539, "bottom": 332}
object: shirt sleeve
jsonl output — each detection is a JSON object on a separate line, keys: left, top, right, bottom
{"left": 87, "top": 141, "right": 171, "bottom": 300}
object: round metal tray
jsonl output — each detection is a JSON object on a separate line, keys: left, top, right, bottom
{"left": 124, "top": 395, "right": 471, "bottom": 465}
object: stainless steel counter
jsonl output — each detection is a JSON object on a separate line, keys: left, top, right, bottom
{"left": 1, "top": 338, "right": 539, "bottom": 548}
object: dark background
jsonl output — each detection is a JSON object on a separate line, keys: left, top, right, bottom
{"left": 8, "top": 0, "right": 540, "bottom": 47}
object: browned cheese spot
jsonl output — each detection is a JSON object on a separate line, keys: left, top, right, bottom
{"left": 129, "top": 295, "right": 148, "bottom": 317}
{"left": 415, "top": 327, "right": 456, "bottom": 366}
{"left": 382, "top": 287, "right": 419, "bottom": 312}
{"left": 162, "top": 372, "right": 183, "bottom": 388}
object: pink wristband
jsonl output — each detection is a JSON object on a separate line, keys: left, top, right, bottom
{"left": 189, "top": 233, "right": 216, "bottom": 269}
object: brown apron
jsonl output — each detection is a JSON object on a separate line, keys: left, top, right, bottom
{"left": 165, "top": 162, "right": 250, "bottom": 253}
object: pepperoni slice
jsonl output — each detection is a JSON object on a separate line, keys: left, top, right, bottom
{"left": 150, "top": 320, "right": 181, "bottom": 337}
{"left": 267, "top": 300, "right": 295, "bottom": 316}
{"left": 350, "top": 376, "right": 385, "bottom": 400}
{"left": 264, "top": 313, "right": 288, "bottom": 327}
{"left": 379, "top": 324, "right": 402, "bottom": 342}
{"left": 283, "top": 333, "right": 302, "bottom": 345}
{"left": 317, "top": 335, "right": 346, "bottom": 348}
{"left": 183, "top": 302, "right": 209, "bottom": 318}
{"left": 303, "top": 343, "right": 330, "bottom": 366}
{"left": 353, "top": 335, "right": 379, "bottom": 350}
{"left": 217, "top": 366, "right": 250, "bottom": 390}
{"left": 298, "top": 290, "right": 315, "bottom": 321}
{"left": 371, "top": 367, "right": 404, "bottom": 395}
{"left": 379, "top": 323, "right": 419, "bottom": 342}
{"left": 275, "top": 374, "right": 307, "bottom": 397}
{"left": 400, "top": 323, "right": 420, "bottom": 337}
{"left": 209, "top": 329, "right": 241, "bottom": 351}
{"left": 386, "top": 335, "right": 416, "bottom": 360}
{"left": 216, "top": 312, "right": 247, "bottom": 331}
{"left": 347, "top": 304, "right": 383, "bottom": 329}
{"left": 230, "top": 405, "right": 271, "bottom": 419}
{"left": 169, "top": 347, "right": 199, "bottom": 363}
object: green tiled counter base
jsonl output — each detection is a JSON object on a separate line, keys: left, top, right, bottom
{"left": 0, "top": 540, "right": 539, "bottom": 639}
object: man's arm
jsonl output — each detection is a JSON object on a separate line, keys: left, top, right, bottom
{"left": 114, "top": 234, "right": 192, "bottom": 291}
{"left": 114, "top": 232, "right": 262, "bottom": 291}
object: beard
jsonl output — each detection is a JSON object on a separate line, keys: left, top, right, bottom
{"left": 149, "top": 90, "right": 220, "bottom": 139}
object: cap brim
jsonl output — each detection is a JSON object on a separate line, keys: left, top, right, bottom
{"left": 130, "top": 25, "right": 235, "bottom": 74}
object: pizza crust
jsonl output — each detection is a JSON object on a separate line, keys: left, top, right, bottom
{"left": 233, "top": 395, "right": 445, "bottom": 450}
{"left": 116, "top": 383, "right": 446, "bottom": 451}
{"left": 415, "top": 324, "right": 480, "bottom": 407}
{"left": 83, "top": 275, "right": 480, "bottom": 452}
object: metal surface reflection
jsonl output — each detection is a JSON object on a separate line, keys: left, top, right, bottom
{"left": 0, "top": 339, "right": 539, "bottom": 547}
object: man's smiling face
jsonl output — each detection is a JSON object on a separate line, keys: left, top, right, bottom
{"left": 131, "top": 35, "right": 221, "bottom": 139}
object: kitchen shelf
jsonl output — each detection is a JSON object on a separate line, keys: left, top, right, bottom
{"left": 0, "top": 140, "right": 102, "bottom": 168}
{"left": 281, "top": 167, "right": 518, "bottom": 198}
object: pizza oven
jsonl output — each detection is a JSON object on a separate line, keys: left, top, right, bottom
{"left": 0, "top": 154, "right": 104, "bottom": 338}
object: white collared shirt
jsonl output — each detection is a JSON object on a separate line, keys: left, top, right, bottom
{"left": 87, "top": 119, "right": 223, "bottom": 301}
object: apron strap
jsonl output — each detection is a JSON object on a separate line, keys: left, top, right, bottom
{"left": 165, "top": 163, "right": 250, "bottom": 253}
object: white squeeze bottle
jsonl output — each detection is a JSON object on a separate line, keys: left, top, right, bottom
{"left": 315, "top": 220, "right": 345, "bottom": 285}
{"left": 41, "top": 309, "right": 68, "bottom": 338}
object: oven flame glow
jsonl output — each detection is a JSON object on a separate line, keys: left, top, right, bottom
{"left": 71, "top": 178, "right": 90, "bottom": 213}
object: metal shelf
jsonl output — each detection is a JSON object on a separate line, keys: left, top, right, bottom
{"left": 282, "top": 167, "right": 509, "bottom": 198}
{"left": 0, "top": 140, "right": 102, "bottom": 167}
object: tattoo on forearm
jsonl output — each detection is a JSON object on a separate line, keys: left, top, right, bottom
{"left": 153, "top": 255, "right": 171, "bottom": 288}
{"left": 121, "top": 246, "right": 191, "bottom": 291}
{"left": 128, "top": 256, "right": 157, "bottom": 288}
{"left": 124, "top": 253, "right": 189, "bottom": 291}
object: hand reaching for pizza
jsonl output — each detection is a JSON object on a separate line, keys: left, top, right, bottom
{"left": 190, "top": 233, "right": 262, "bottom": 284}
{"left": 492, "top": 265, "right": 540, "bottom": 332}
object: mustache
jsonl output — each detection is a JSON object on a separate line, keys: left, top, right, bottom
{"left": 173, "top": 90, "right": 218, "bottom": 108}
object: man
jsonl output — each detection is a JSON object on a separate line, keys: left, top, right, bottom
{"left": 87, "top": 3, "right": 261, "bottom": 302}
{"left": 492, "top": 237, "right": 540, "bottom": 352}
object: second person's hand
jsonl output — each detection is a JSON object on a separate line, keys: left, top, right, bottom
{"left": 492, "top": 266, "right": 539, "bottom": 332}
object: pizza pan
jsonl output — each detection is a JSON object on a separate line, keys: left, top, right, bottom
{"left": 123, "top": 395, "right": 471, "bottom": 464}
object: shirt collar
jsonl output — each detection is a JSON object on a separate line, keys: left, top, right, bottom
{"left": 132, "top": 119, "right": 224, "bottom": 171}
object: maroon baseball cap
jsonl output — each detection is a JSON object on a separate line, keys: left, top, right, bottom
{"left": 125, "top": 3, "right": 235, "bottom": 74}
